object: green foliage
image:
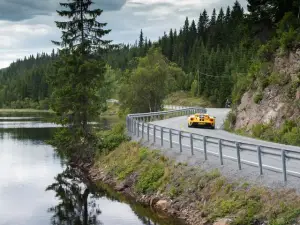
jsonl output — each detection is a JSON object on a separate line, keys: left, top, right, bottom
{"left": 270, "top": 208, "right": 300, "bottom": 225}
{"left": 48, "top": 0, "right": 112, "bottom": 153}
{"left": 164, "top": 91, "right": 213, "bottom": 107}
{"left": 253, "top": 92, "right": 263, "bottom": 104}
{"left": 224, "top": 111, "right": 237, "bottom": 131}
{"left": 279, "top": 28, "right": 299, "bottom": 52}
{"left": 135, "top": 164, "right": 165, "bottom": 193}
{"left": 258, "top": 38, "right": 280, "bottom": 61}
{"left": 119, "top": 47, "right": 185, "bottom": 113}
{"left": 250, "top": 120, "right": 300, "bottom": 146}
{"left": 190, "top": 80, "right": 198, "bottom": 97}
{"left": 98, "top": 142, "right": 300, "bottom": 225}
{"left": 97, "top": 122, "right": 130, "bottom": 154}
{"left": 0, "top": 52, "right": 55, "bottom": 108}
{"left": 287, "top": 80, "right": 300, "bottom": 99}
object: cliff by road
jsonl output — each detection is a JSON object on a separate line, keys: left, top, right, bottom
{"left": 229, "top": 48, "right": 300, "bottom": 146}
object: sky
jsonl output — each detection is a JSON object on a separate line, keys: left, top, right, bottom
{"left": 0, "top": 0, "right": 247, "bottom": 69}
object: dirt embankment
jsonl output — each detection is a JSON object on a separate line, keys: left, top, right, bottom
{"left": 234, "top": 49, "right": 300, "bottom": 131}
{"left": 87, "top": 142, "right": 300, "bottom": 225}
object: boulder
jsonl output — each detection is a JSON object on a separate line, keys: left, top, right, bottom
{"left": 155, "top": 200, "right": 170, "bottom": 211}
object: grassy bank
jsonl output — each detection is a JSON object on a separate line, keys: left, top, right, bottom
{"left": 164, "top": 91, "right": 214, "bottom": 108}
{"left": 0, "top": 108, "right": 54, "bottom": 116}
{"left": 92, "top": 140, "right": 300, "bottom": 225}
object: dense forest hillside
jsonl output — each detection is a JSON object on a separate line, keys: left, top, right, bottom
{"left": 0, "top": 51, "right": 57, "bottom": 109}
{"left": 1, "top": 0, "right": 300, "bottom": 110}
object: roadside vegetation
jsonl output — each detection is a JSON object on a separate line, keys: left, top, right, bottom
{"left": 225, "top": 115, "right": 300, "bottom": 147}
{"left": 94, "top": 133, "right": 300, "bottom": 225}
{"left": 164, "top": 91, "right": 214, "bottom": 108}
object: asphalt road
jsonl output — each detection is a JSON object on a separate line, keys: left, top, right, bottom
{"left": 147, "top": 108, "right": 300, "bottom": 184}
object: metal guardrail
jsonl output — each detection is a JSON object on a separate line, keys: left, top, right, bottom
{"left": 126, "top": 107, "right": 300, "bottom": 183}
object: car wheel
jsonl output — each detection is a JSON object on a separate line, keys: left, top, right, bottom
{"left": 188, "top": 122, "right": 193, "bottom": 128}
{"left": 211, "top": 125, "right": 215, "bottom": 129}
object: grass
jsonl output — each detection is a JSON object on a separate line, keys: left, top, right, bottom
{"left": 94, "top": 141, "right": 300, "bottom": 225}
{"left": 0, "top": 108, "right": 54, "bottom": 116}
{"left": 163, "top": 91, "right": 214, "bottom": 108}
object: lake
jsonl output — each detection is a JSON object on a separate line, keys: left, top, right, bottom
{"left": 0, "top": 116, "right": 184, "bottom": 225}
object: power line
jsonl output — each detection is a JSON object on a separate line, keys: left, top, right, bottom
{"left": 196, "top": 71, "right": 247, "bottom": 79}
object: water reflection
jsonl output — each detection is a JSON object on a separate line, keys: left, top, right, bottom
{"left": 0, "top": 116, "right": 185, "bottom": 225}
{"left": 46, "top": 166, "right": 102, "bottom": 225}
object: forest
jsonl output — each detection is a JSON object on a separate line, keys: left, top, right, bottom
{"left": 0, "top": 0, "right": 300, "bottom": 110}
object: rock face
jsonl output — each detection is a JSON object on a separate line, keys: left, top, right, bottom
{"left": 235, "top": 49, "right": 300, "bottom": 130}
{"left": 213, "top": 218, "right": 232, "bottom": 225}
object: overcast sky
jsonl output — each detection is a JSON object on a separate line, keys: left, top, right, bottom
{"left": 0, "top": 0, "right": 247, "bottom": 69}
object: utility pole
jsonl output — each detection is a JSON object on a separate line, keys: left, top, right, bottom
{"left": 197, "top": 69, "right": 200, "bottom": 96}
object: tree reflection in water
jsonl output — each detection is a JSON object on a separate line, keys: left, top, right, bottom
{"left": 46, "top": 165, "right": 102, "bottom": 225}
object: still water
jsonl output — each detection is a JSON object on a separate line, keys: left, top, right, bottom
{"left": 0, "top": 116, "right": 184, "bottom": 225}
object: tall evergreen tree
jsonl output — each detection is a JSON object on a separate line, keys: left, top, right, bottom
{"left": 139, "top": 29, "right": 144, "bottom": 49}
{"left": 49, "top": 0, "right": 112, "bottom": 152}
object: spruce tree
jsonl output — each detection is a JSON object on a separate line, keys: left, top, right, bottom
{"left": 49, "top": 0, "right": 112, "bottom": 154}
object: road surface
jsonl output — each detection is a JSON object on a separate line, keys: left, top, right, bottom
{"left": 142, "top": 108, "right": 300, "bottom": 188}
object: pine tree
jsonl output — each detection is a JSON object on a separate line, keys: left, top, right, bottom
{"left": 49, "top": 0, "right": 112, "bottom": 149}
{"left": 139, "top": 29, "right": 144, "bottom": 49}
{"left": 210, "top": 9, "right": 217, "bottom": 26}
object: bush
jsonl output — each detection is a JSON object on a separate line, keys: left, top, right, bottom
{"left": 252, "top": 124, "right": 267, "bottom": 138}
{"left": 258, "top": 38, "right": 280, "bottom": 61}
{"left": 135, "top": 163, "right": 165, "bottom": 193}
{"left": 224, "top": 111, "right": 237, "bottom": 131}
{"left": 280, "top": 28, "right": 299, "bottom": 52}
{"left": 287, "top": 81, "right": 300, "bottom": 99}
{"left": 253, "top": 92, "right": 263, "bottom": 104}
{"left": 97, "top": 122, "right": 130, "bottom": 154}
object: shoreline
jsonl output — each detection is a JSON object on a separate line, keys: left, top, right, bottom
{"left": 85, "top": 141, "right": 300, "bottom": 225}
{"left": 72, "top": 160, "right": 187, "bottom": 225}
{"left": 88, "top": 165, "right": 198, "bottom": 225}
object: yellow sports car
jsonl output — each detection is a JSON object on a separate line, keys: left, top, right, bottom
{"left": 188, "top": 113, "right": 216, "bottom": 129}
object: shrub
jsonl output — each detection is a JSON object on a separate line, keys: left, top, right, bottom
{"left": 287, "top": 81, "right": 300, "bottom": 99}
{"left": 135, "top": 163, "right": 165, "bottom": 193}
{"left": 258, "top": 38, "right": 280, "bottom": 61}
{"left": 280, "top": 28, "right": 299, "bottom": 52}
{"left": 252, "top": 124, "right": 267, "bottom": 138}
{"left": 253, "top": 92, "right": 263, "bottom": 104}
{"left": 224, "top": 111, "right": 237, "bottom": 131}
{"left": 97, "top": 122, "right": 130, "bottom": 154}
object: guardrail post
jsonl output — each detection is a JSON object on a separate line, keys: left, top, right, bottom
{"left": 203, "top": 136, "right": 207, "bottom": 160}
{"left": 160, "top": 127, "right": 164, "bottom": 146}
{"left": 282, "top": 150, "right": 287, "bottom": 182}
{"left": 236, "top": 142, "right": 241, "bottom": 170}
{"left": 153, "top": 125, "right": 156, "bottom": 143}
{"left": 137, "top": 121, "right": 140, "bottom": 137}
{"left": 179, "top": 131, "right": 182, "bottom": 153}
{"left": 219, "top": 139, "right": 224, "bottom": 165}
{"left": 147, "top": 124, "right": 150, "bottom": 141}
{"left": 257, "top": 146, "right": 263, "bottom": 175}
{"left": 142, "top": 122, "right": 144, "bottom": 139}
{"left": 169, "top": 129, "right": 172, "bottom": 148}
{"left": 190, "top": 133, "right": 194, "bottom": 155}
{"left": 133, "top": 120, "right": 136, "bottom": 135}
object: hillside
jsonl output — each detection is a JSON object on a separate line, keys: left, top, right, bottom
{"left": 226, "top": 43, "right": 300, "bottom": 146}
{"left": 234, "top": 49, "right": 300, "bottom": 130}
{"left": 1, "top": 0, "right": 300, "bottom": 113}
